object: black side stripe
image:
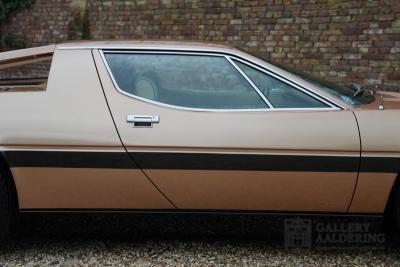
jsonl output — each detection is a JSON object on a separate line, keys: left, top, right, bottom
{"left": 360, "top": 157, "right": 400, "bottom": 173}
{"left": 2, "top": 151, "right": 399, "bottom": 173}
{"left": 131, "top": 152, "right": 360, "bottom": 172}
{"left": 3, "top": 151, "right": 136, "bottom": 169}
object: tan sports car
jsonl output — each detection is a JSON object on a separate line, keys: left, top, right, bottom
{"left": 0, "top": 41, "right": 399, "bottom": 239}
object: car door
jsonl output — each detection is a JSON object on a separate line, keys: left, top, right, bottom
{"left": 93, "top": 49, "right": 360, "bottom": 212}
{"left": 0, "top": 48, "right": 174, "bottom": 210}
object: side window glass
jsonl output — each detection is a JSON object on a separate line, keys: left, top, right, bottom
{"left": 234, "top": 60, "right": 329, "bottom": 108}
{"left": 104, "top": 53, "right": 268, "bottom": 110}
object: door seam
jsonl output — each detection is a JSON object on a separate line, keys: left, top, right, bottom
{"left": 90, "top": 49, "right": 178, "bottom": 209}
{"left": 347, "top": 111, "right": 362, "bottom": 212}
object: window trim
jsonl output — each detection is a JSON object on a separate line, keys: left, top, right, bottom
{"left": 100, "top": 50, "right": 271, "bottom": 112}
{"left": 228, "top": 57, "right": 337, "bottom": 109}
{"left": 225, "top": 56, "right": 273, "bottom": 108}
{"left": 100, "top": 49, "right": 340, "bottom": 112}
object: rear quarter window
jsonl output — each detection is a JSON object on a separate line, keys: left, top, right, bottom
{"left": 0, "top": 49, "right": 53, "bottom": 93}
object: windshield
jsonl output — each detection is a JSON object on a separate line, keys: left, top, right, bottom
{"left": 248, "top": 52, "right": 375, "bottom": 106}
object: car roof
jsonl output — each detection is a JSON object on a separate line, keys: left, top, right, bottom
{"left": 0, "top": 41, "right": 241, "bottom": 67}
{"left": 0, "top": 41, "right": 240, "bottom": 61}
{"left": 56, "top": 40, "right": 240, "bottom": 53}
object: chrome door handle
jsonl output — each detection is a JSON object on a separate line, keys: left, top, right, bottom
{"left": 127, "top": 115, "right": 159, "bottom": 128}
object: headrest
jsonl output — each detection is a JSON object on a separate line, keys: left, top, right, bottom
{"left": 134, "top": 77, "right": 157, "bottom": 100}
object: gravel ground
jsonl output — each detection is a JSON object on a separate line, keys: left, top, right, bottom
{"left": 0, "top": 213, "right": 400, "bottom": 266}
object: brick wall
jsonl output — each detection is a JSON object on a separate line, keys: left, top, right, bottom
{"left": 1, "top": 0, "right": 400, "bottom": 91}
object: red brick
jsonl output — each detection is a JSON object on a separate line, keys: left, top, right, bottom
{"left": 0, "top": 0, "right": 398, "bottom": 91}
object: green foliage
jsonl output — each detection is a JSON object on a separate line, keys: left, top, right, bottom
{"left": 67, "top": 2, "right": 91, "bottom": 40}
{"left": 0, "top": 0, "right": 33, "bottom": 50}
{"left": 81, "top": 8, "right": 90, "bottom": 40}
{"left": 0, "top": 0, "right": 33, "bottom": 23}
{"left": 0, "top": 32, "right": 25, "bottom": 48}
